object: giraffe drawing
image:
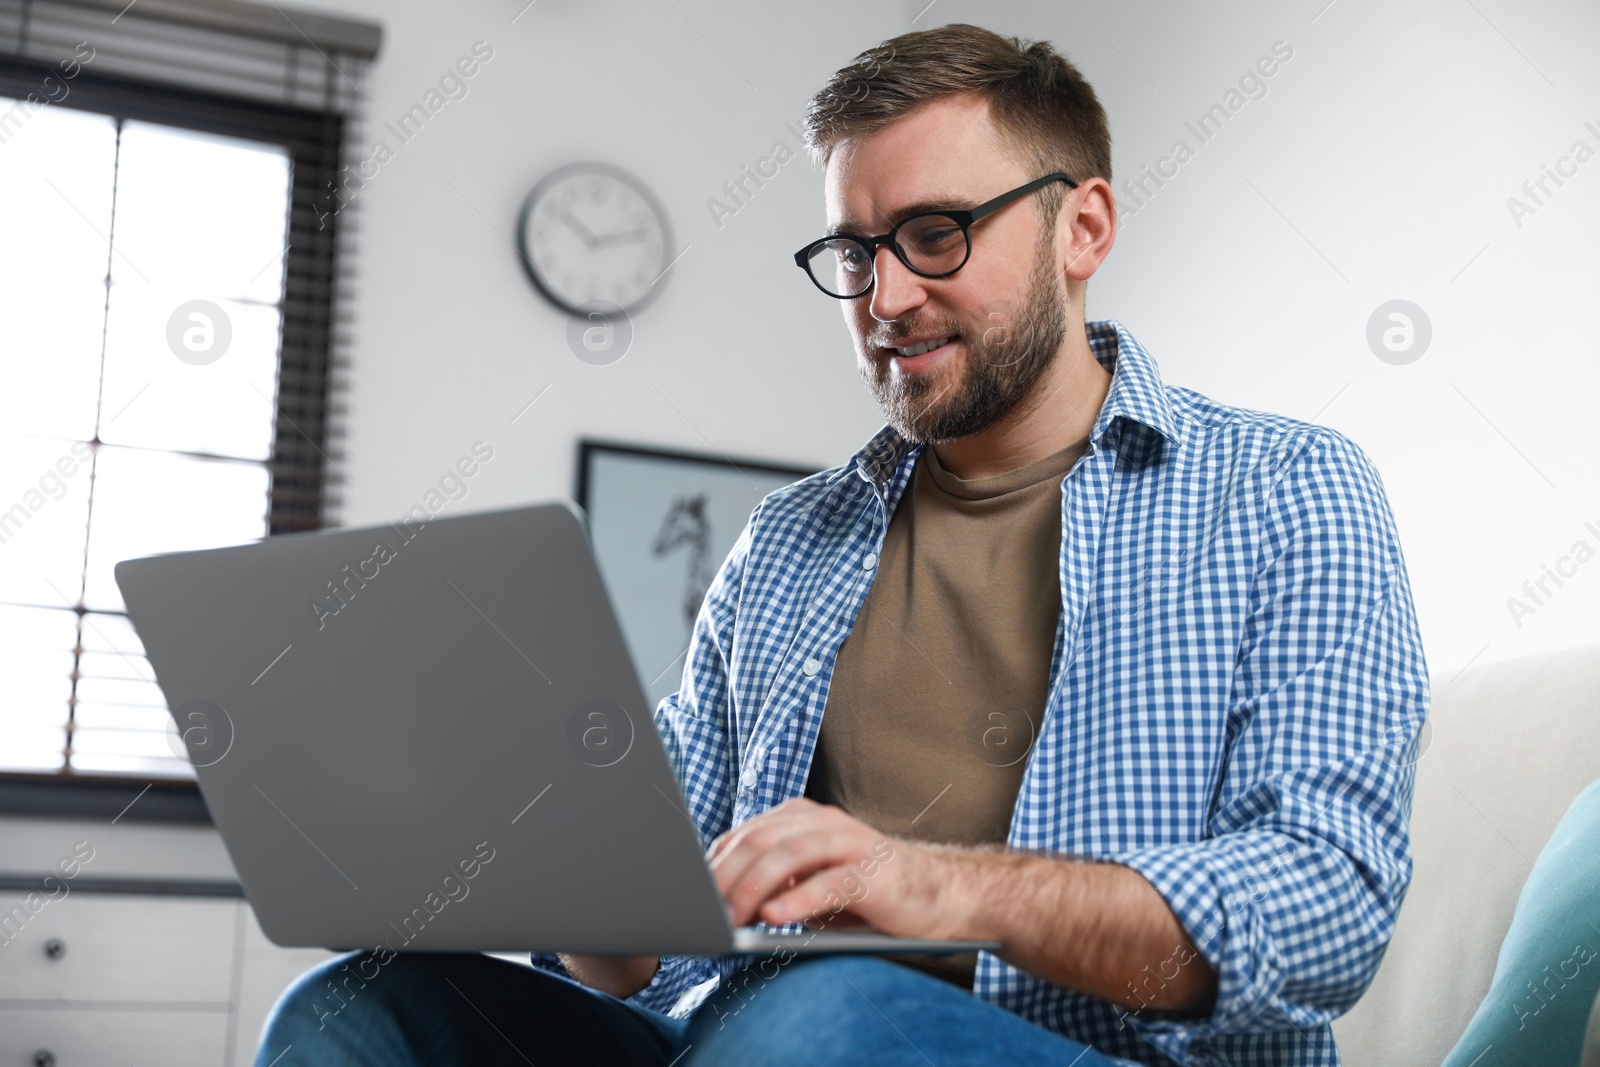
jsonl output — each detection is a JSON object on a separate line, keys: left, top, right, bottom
{"left": 651, "top": 493, "right": 715, "bottom": 642}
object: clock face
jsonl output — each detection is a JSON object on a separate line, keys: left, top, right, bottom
{"left": 516, "top": 162, "right": 673, "bottom": 317}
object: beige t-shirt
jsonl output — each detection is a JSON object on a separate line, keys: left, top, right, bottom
{"left": 803, "top": 433, "right": 1090, "bottom": 989}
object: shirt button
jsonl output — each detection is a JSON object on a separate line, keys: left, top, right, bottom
{"left": 740, "top": 766, "right": 759, "bottom": 788}
{"left": 862, "top": 551, "right": 878, "bottom": 570}
{"left": 802, "top": 657, "right": 822, "bottom": 676}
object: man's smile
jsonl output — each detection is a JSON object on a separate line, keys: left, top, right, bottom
{"left": 887, "top": 336, "right": 960, "bottom": 372}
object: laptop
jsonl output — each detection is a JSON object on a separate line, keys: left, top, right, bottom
{"left": 114, "top": 501, "right": 998, "bottom": 959}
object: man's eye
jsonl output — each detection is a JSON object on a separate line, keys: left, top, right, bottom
{"left": 916, "top": 228, "right": 960, "bottom": 246}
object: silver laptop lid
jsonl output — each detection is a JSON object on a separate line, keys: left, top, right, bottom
{"left": 114, "top": 502, "right": 734, "bottom": 955}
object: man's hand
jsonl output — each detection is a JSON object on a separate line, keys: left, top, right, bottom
{"left": 558, "top": 953, "right": 658, "bottom": 999}
{"left": 708, "top": 796, "right": 1216, "bottom": 1015}
{"left": 708, "top": 796, "right": 958, "bottom": 937}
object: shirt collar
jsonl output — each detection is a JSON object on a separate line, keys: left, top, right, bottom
{"left": 825, "top": 318, "right": 1180, "bottom": 495}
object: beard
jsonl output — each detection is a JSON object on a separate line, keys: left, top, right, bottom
{"left": 859, "top": 229, "right": 1068, "bottom": 446}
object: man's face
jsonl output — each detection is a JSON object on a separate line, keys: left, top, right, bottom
{"left": 824, "top": 94, "right": 1070, "bottom": 445}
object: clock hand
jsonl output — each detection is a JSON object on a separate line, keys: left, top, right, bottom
{"left": 557, "top": 208, "right": 600, "bottom": 249}
{"left": 592, "top": 227, "right": 650, "bottom": 249}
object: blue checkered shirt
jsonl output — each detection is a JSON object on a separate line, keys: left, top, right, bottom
{"left": 532, "top": 318, "right": 1431, "bottom": 1066}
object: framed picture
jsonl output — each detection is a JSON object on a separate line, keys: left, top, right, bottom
{"left": 575, "top": 438, "right": 820, "bottom": 713}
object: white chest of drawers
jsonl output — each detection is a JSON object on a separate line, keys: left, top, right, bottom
{"left": 0, "top": 887, "right": 336, "bottom": 1067}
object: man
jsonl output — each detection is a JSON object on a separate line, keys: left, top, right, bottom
{"left": 257, "top": 22, "right": 1429, "bottom": 1067}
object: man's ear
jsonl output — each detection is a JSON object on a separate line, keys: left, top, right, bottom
{"left": 1060, "top": 177, "right": 1116, "bottom": 284}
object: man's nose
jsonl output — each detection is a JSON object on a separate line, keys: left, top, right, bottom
{"left": 867, "top": 244, "right": 928, "bottom": 322}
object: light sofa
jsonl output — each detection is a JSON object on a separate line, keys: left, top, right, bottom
{"left": 1331, "top": 642, "right": 1600, "bottom": 1065}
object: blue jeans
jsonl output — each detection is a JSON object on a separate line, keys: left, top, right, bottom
{"left": 253, "top": 950, "right": 1132, "bottom": 1065}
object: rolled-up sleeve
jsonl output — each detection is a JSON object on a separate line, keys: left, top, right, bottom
{"left": 530, "top": 503, "right": 762, "bottom": 1016}
{"left": 1112, "top": 432, "right": 1431, "bottom": 1059}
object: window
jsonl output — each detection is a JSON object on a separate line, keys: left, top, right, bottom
{"left": 0, "top": 2, "right": 377, "bottom": 814}
{"left": 2, "top": 101, "right": 289, "bottom": 780}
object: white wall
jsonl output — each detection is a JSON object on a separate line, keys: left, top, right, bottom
{"left": 318, "top": 0, "right": 900, "bottom": 518}
{"left": 317, "top": 0, "right": 1599, "bottom": 685}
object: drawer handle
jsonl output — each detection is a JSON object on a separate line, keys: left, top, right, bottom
{"left": 34, "top": 1051, "right": 56, "bottom": 1067}
{"left": 43, "top": 938, "right": 66, "bottom": 960}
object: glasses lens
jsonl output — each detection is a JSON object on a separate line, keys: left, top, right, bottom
{"left": 896, "top": 214, "right": 968, "bottom": 276}
{"left": 807, "top": 238, "right": 873, "bottom": 298}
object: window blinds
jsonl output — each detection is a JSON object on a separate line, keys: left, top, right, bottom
{"left": 0, "top": 0, "right": 379, "bottom": 113}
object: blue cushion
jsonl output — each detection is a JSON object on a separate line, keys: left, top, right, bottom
{"left": 1444, "top": 777, "right": 1600, "bottom": 1067}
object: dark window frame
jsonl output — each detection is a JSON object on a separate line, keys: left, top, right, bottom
{"left": 0, "top": 57, "right": 346, "bottom": 822}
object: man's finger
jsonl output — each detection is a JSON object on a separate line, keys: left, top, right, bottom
{"left": 707, "top": 802, "right": 815, "bottom": 861}
{"left": 760, "top": 863, "right": 877, "bottom": 928}
{"left": 723, "top": 828, "right": 860, "bottom": 925}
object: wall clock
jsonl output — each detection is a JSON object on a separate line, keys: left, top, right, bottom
{"left": 516, "top": 161, "right": 674, "bottom": 317}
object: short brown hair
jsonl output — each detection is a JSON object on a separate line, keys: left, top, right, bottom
{"left": 802, "top": 23, "right": 1112, "bottom": 230}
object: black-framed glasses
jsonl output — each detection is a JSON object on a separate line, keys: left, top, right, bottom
{"left": 793, "top": 172, "right": 1078, "bottom": 299}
